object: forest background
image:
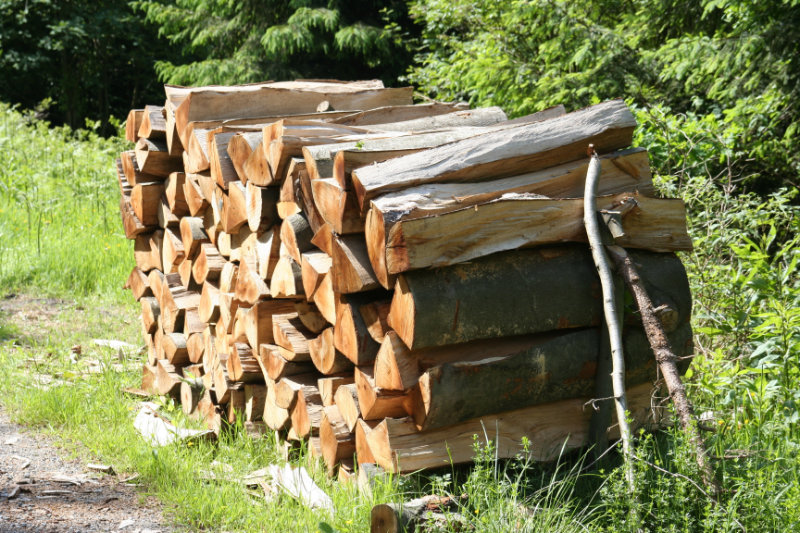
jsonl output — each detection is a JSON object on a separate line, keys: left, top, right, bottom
{"left": 0, "top": 1, "right": 798, "bottom": 530}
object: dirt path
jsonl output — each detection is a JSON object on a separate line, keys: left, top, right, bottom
{"left": 0, "top": 407, "right": 168, "bottom": 532}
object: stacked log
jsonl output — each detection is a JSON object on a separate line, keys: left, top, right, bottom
{"left": 117, "top": 79, "right": 693, "bottom": 477}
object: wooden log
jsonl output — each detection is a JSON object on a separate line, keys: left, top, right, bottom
{"left": 160, "top": 286, "right": 201, "bottom": 334}
{"left": 318, "top": 375, "right": 355, "bottom": 407}
{"left": 280, "top": 213, "right": 314, "bottom": 264}
{"left": 162, "top": 332, "right": 189, "bottom": 366}
{"left": 121, "top": 150, "right": 162, "bottom": 185}
{"left": 179, "top": 216, "right": 209, "bottom": 259}
{"left": 235, "top": 257, "right": 270, "bottom": 305}
{"left": 331, "top": 234, "right": 379, "bottom": 294}
{"left": 245, "top": 384, "right": 267, "bottom": 422}
{"left": 259, "top": 343, "right": 316, "bottom": 381}
{"left": 209, "top": 131, "right": 240, "bottom": 190}
{"left": 312, "top": 271, "right": 336, "bottom": 325}
{"left": 269, "top": 255, "right": 304, "bottom": 299}
{"left": 331, "top": 102, "right": 468, "bottom": 126}
{"left": 135, "top": 138, "right": 183, "bottom": 177}
{"left": 131, "top": 182, "right": 164, "bottom": 227}
{"left": 294, "top": 301, "right": 328, "bottom": 334}
{"left": 355, "top": 366, "right": 409, "bottom": 420}
{"left": 245, "top": 182, "right": 279, "bottom": 232}
{"left": 351, "top": 99, "right": 636, "bottom": 209}
{"left": 272, "top": 313, "right": 314, "bottom": 362}
{"left": 164, "top": 100, "right": 184, "bottom": 156}
{"left": 410, "top": 324, "right": 692, "bottom": 431}
{"left": 289, "top": 382, "right": 324, "bottom": 439}
{"left": 241, "top": 299, "right": 297, "bottom": 349}
{"left": 126, "top": 267, "right": 152, "bottom": 300}
{"left": 217, "top": 292, "right": 239, "bottom": 334}
{"left": 138, "top": 105, "right": 166, "bottom": 140}
{"left": 227, "top": 342, "right": 264, "bottom": 383}
{"left": 263, "top": 380, "right": 290, "bottom": 431}
{"left": 296, "top": 166, "right": 326, "bottom": 234}
{"left": 193, "top": 243, "right": 224, "bottom": 285}
{"left": 373, "top": 192, "right": 691, "bottom": 276}
{"left": 228, "top": 131, "right": 262, "bottom": 182}
{"left": 334, "top": 291, "right": 389, "bottom": 365}
{"left": 370, "top": 495, "right": 467, "bottom": 533}
{"left": 155, "top": 359, "right": 182, "bottom": 398}
{"left": 165, "top": 172, "right": 189, "bottom": 215}
{"left": 133, "top": 231, "right": 162, "bottom": 272}
{"left": 301, "top": 251, "right": 332, "bottom": 300}
{"left": 180, "top": 378, "right": 204, "bottom": 415}
{"left": 359, "top": 299, "right": 392, "bottom": 344}
{"left": 161, "top": 227, "right": 185, "bottom": 274}
{"left": 310, "top": 178, "right": 363, "bottom": 234}
{"left": 354, "top": 419, "right": 377, "bottom": 464}
{"left": 157, "top": 196, "right": 180, "bottom": 229}
{"left": 320, "top": 405, "right": 356, "bottom": 469}
{"left": 221, "top": 181, "right": 248, "bottom": 233}
{"left": 140, "top": 296, "right": 160, "bottom": 335}
{"left": 366, "top": 382, "right": 659, "bottom": 473}
{"left": 184, "top": 173, "right": 210, "bottom": 216}
{"left": 334, "top": 384, "right": 361, "bottom": 432}
{"left": 309, "top": 327, "right": 353, "bottom": 375}
{"left": 274, "top": 373, "right": 318, "bottom": 409}
{"left": 125, "top": 109, "right": 144, "bottom": 142}
{"left": 388, "top": 246, "right": 692, "bottom": 350}
{"left": 219, "top": 261, "right": 239, "bottom": 293}
{"left": 256, "top": 226, "right": 282, "bottom": 281}
{"left": 186, "top": 330, "right": 205, "bottom": 364}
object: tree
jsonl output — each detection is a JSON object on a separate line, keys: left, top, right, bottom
{"left": 0, "top": 0, "right": 184, "bottom": 132}
{"left": 405, "top": 0, "right": 800, "bottom": 192}
{"left": 133, "top": 0, "right": 416, "bottom": 87}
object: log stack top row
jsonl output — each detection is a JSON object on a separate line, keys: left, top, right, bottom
{"left": 116, "top": 78, "right": 693, "bottom": 478}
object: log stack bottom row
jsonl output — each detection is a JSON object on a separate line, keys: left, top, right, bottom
{"left": 116, "top": 79, "right": 694, "bottom": 476}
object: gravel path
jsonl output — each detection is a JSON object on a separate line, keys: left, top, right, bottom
{"left": 0, "top": 409, "right": 169, "bottom": 533}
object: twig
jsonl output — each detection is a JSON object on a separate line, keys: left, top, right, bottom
{"left": 583, "top": 147, "right": 635, "bottom": 490}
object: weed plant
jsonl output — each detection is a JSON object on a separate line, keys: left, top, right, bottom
{"left": 0, "top": 103, "right": 798, "bottom": 531}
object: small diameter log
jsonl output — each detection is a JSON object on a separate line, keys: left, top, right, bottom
{"left": 312, "top": 271, "right": 336, "bottom": 324}
{"left": 311, "top": 223, "right": 334, "bottom": 255}
{"left": 245, "top": 181, "right": 279, "bottom": 232}
{"left": 288, "top": 382, "right": 324, "bottom": 439}
{"left": 162, "top": 332, "right": 189, "bottom": 366}
{"left": 335, "top": 291, "right": 389, "bottom": 365}
{"left": 198, "top": 281, "right": 221, "bottom": 323}
{"left": 178, "top": 258, "right": 194, "bottom": 288}
{"left": 274, "top": 373, "right": 318, "bottom": 409}
{"left": 387, "top": 245, "right": 692, "bottom": 350}
{"left": 334, "top": 383, "right": 361, "bottom": 432}
{"left": 318, "top": 375, "right": 355, "bottom": 406}
{"left": 309, "top": 327, "right": 353, "bottom": 375}
{"left": 221, "top": 181, "right": 248, "bottom": 233}
{"left": 359, "top": 299, "right": 392, "bottom": 344}
{"left": 161, "top": 288, "right": 200, "bottom": 334}
{"left": 155, "top": 359, "right": 182, "bottom": 398}
{"left": 209, "top": 131, "right": 239, "bottom": 190}
{"left": 219, "top": 261, "right": 239, "bottom": 293}
{"left": 355, "top": 366, "right": 409, "bottom": 420}
{"left": 370, "top": 495, "right": 467, "bottom": 533}
{"left": 311, "top": 178, "right": 363, "bottom": 234}
{"left": 259, "top": 343, "right": 316, "bottom": 381}
{"left": 242, "top": 299, "right": 297, "bottom": 348}
{"left": 193, "top": 243, "right": 225, "bottom": 284}
{"left": 355, "top": 419, "right": 378, "bottom": 464}
{"left": 186, "top": 331, "right": 205, "bottom": 364}
{"left": 331, "top": 234, "right": 379, "bottom": 294}
{"left": 243, "top": 134, "right": 273, "bottom": 186}
{"left": 272, "top": 313, "right": 314, "bottom": 362}
{"left": 320, "top": 405, "right": 356, "bottom": 469}
{"left": 256, "top": 226, "right": 282, "bottom": 281}
{"left": 157, "top": 196, "right": 180, "bottom": 229}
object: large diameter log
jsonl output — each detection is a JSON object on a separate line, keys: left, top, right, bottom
{"left": 368, "top": 381, "right": 659, "bottom": 474}
{"left": 413, "top": 324, "right": 692, "bottom": 431}
{"left": 351, "top": 99, "right": 636, "bottom": 209}
{"left": 374, "top": 192, "right": 691, "bottom": 275}
{"left": 388, "top": 246, "right": 692, "bottom": 350}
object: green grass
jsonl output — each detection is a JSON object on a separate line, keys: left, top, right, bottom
{"left": 0, "top": 102, "right": 798, "bottom": 531}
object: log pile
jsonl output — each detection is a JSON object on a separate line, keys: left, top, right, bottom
{"left": 116, "top": 79, "right": 694, "bottom": 477}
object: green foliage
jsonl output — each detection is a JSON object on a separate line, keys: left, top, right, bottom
{"left": 0, "top": 0, "right": 183, "bottom": 132}
{"left": 0, "top": 103, "right": 132, "bottom": 295}
{"left": 134, "top": 0, "right": 415, "bottom": 86}
{"left": 407, "top": 0, "right": 800, "bottom": 192}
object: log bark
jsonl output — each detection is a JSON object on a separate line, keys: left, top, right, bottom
{"left": 387, "top": 245, "right": 691, "bottom": 350}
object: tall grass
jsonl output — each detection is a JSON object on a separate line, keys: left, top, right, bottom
{"left": 0, "top": 103, "right": 132, "bottom": 296}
